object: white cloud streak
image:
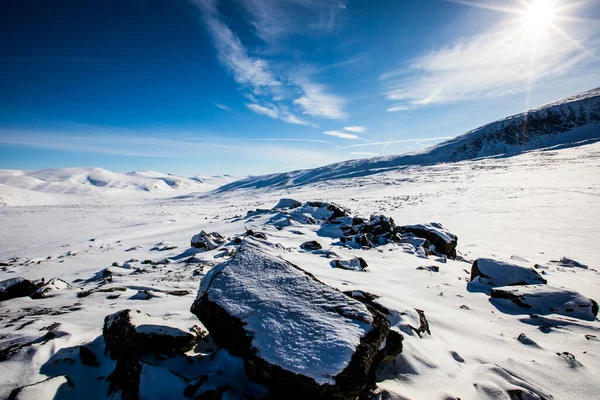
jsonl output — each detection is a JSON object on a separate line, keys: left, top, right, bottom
{"left": 343, "top": 126, "right": 366, "bottom": 133}
{"left": 246, "top": 103, "right": 279, "bottom": 119}
{"left": 323, "top": 130, "right": 361, "bottom": 140}
{"left": 214, "top": 103, "right": 233, "bottom": 112}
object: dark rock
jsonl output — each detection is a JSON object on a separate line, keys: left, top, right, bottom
{"left": 332, "top": 257, "right": 368, "bottom": 271}
{"left": 107, "top": 358, "right": 142, "bottom": 400}
{"left": 416, "top": 266, "right": 439, "bottom": 272}
{"left": 191, "top": 231, "right": 225, "bottom": 251}
{"left": 300, "top": 241, "right": 323, "bottom": 251}
{"left": 341, "top": 215, "right": 396, "bottom": 247}
{"left": 399, "top": 223, "right": 458, "bottom": 258}
{"left": 470, "top": 258, "right": 547, "bottom": 287}
{"left": 103, "top": 309, "right": 197, "bottom": 360}
{"left": 306, "top": 201, "right": 350, "bottom": 220}
{"left": 191, "top": 244, "right": 391, "bottom": 399}
{"left": 343, "top": 290, "right": 391, "bottom": 315}
{"left": 0, "top": 277, "right": 38, "bottom": 302}
{"left": 79, "top": 346, "right": 100, "bottom": 367}
{"left": 30, "top": 278, "right": 71, "bottom": 299}
{"left": 409, "top": 309, "right": 431, "bottom": 338}
{"left": 517, "top": 333, "right": 539, "bottom": 347}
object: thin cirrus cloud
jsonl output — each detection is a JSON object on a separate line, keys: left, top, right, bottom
{"left": 323, "top": 130, "right": 361, "bottom": 140}
{"left": 343, "top": 126, "right": 366, "bottom": 133}
{"left": 192, "top": 0, "right": 347, "bottom": 124}
{"left": 380, "top": 18, "right": 596, "bottom": 110}
{"left": 214, "top": 103, "right": 233, "bottom": 112}
{"left": 238, "top": 0, "right": 348, "bottom": 44}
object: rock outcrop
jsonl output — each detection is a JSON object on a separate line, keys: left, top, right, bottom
{"left": 191, "top": 242, "right": 397, "bottom": 399}
{"left": 399, "top": 223, "right": 458, "bottom": 258}
{"left": 191, "top": 231, "right": 225, "bottom": 251}
{"left": 470, "top": 258, "right": 547, "bottom": 287}
{"left": 0, "top": 277, "right": 38, "bottom": 302}
{"left": 491, "top": 285, "right": 599, "bottom": 321}
{"left": 103, "top": 309, "right": 196, "bottom": 359}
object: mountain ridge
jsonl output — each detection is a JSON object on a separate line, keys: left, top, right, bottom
{"left": 217, "top": 87, "right": 600, "bottom": 191}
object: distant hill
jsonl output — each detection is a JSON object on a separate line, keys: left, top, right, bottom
{"left": 0, "top": 168, "right": 238, "bottom": 206}
{"left": 217, "top": 87, "right": 600, "bottom": 191}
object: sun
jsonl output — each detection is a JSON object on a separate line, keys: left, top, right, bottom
{"left": 524, "top": 0, "right": 557, "bottom": 32}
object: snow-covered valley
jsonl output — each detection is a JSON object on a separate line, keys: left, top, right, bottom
{"left": 1, "top": 137, "right": 599, "bottom": 399}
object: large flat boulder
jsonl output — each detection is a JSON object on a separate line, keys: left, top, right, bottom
{"left": 399, "top": 223, "right": 458, "bottom": 258}
{"left": 191, "top": 242, "right": 393, "bottom": 399}
{"left": 470, "top": 258, "right": 547, "bottom": 287}
{"left": 491, "top": 285, "right": 599, "bottom": 321}
{"left": 103, "top": 309, "right": 197, "bottom": 359}
{"left": 0, "top": 277, "right": 37, "bottom": 302}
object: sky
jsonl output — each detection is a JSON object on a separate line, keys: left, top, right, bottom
{"left": 1, "top": 0, "right": 599, "bottom": 176}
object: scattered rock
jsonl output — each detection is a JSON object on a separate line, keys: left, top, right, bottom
{"left": 409, "top": 309, "right": 431, "bottom": 338}
{"left": 332, "top": 257, "right": 368, "bottom": 271}
{"left": 553, "top": 257, "right": 589, "bottom": 269}
{"left": 191, "top": 231, "right": 225, "bottom": 251}
{"left": 300, "top": 240, "right": 323, "bottom": 251}
{"left": 103, "top": 309, "right": 197, "bottom": 359}
{"left": 30, "top": 278, "right": 71, "bottom": 299}
{"left": 273, "top": 198, "right": 302, "bottom": 210}
{"left": 416, "top": 265, "right": 439, "bottom": 272}
{"left": 0, "top": 277, "right": 38, "bottom": 302}
{"left": 399, "top": 223, "right": 458, "bottom": 258}
{"left": 191, "top": 243, "right": 392, "bottom": 399}
{"left": 517, "top": 333, "right": 539, "bottom": 347}
{"left": 470, "top": 258, "right": 547, "bottom": 287}
{"left": 556, "top": 352, "right": 583, "bottom": 368}
{"left": 490, "top": 285, "right": 598, "bottom": 320}
{"left": 129, "top": 290, "right": 155, "bottom": 301}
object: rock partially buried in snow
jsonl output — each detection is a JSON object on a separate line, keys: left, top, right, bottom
{"left": 191, "top": 231, "right": 225, "bottom": 251}
{"left": 273, "top": 198, "right": 302, "bottom": 210}
{"left": 399, "top": 223, "right": 458, "bottom": 258}
{"left": 490, "top": 285, "right": 599, "bottom": 320}
{"left": 190, "top": 242, "right": 392, "bottom": 399}
{"left": 0, "top": 277, "right": 38, "bottom": 302}
{"left": 30, "top": 278, "right": 71, "bottom": 299}
{"left": 103, "top": 309, "right": 197, "bottom": 359}
{"left": 470, "top": 258, "right": 547, "bottom": 287}
{"left": 332, "top": 257, "right": 369, "bottom": 271}
{"left": 300, "top": 240, "right": 323, "bottom": 251}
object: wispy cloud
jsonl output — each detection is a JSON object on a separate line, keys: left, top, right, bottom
{"left": 246, "top": 103, "right": 279, "bottom": 119}
{"left": 343, "top": 126, "right": 366, "bottom": 133}
{"left": 381, "top": 19, "right": 598, "bottom": 109}
{"left": 294, "top": 83, "right": 346, "bottom": 119}
{"left": 214, "top": 103, "right": 233, "bottom": 112}
{"left": 386, "top": 105, "right": 410, "bottom": 112}
{"left": 192, "top": 0, "right": 347, "bottom": 124}
{"left": 323, "top": 130, "right": 361, "bottom": 140}
{"left": 238, "top": 0, "right": 347, "bottom": 44}
{"left": 328, "top": 136, "right": 453, "bottom": 151}
{"left": 350, "top": 152, "right": 379, "bottom": 156}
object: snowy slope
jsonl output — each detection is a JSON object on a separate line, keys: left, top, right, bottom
{"left": 0, "top": 168, "right": 238, "bottom": 206}
{"left": 0, "top": 140, "right": 599, "bottom": 399}
{"left": 218, "top": 87, "right": 600, "bottom": 191}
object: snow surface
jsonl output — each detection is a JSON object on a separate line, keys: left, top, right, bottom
{"left": 0, "top": 138, "right": 599, "bottom": 399}
{"left": 199, "top": 239, "right": 373, "bottom": 385}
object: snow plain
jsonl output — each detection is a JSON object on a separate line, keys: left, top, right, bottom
{"left": 0, "top": 140, "right": 599, "bottom": 399}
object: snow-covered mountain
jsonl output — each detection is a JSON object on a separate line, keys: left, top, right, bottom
{"left": 218, "top": 87, "right": 600, "bottom": 191}
{"left": 0, "top": 168, "right": 238, "bottom": 206}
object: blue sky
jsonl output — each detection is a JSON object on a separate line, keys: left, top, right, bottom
{"left": 1, "top": 0, "right": 599, "bottom": 176}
